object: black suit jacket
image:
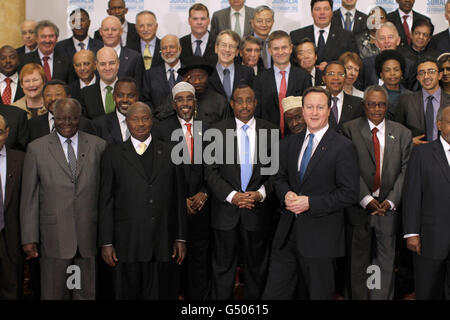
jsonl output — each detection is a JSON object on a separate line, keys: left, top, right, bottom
{"left": 180, "top": 33, "right": 217, "bottom": 64}
{"left": 126, "top": 37, "right": 164, "bottom": 69}
{"left": 69, "top": 76, "right": 99, "bottom": 103}
{"left": 387, "top": 10, "right": 430, "bottom": 48}
{"left": 141, "top": 63, "right": 184, "bottom": 110}
{"left": 2, "top": 148, "right": 25, "bottom": 264}
{"left": 395, "top": 89, "right": 450, "bottom": 139}
{"left": 55, "top": 37, "right": 103, "bottom": 59}
{"left": 92, "top": 112, "right": 123, "bottom": 145}
{"left": 27, "top": 113, "right": 95, "bottom": 142}
{"left": 402, "top": 139, "right": 450, "bottom": 259}
{"left": 79, "top": 83, "right": 105, "bottom": 120}
{"left": 15, "top": 46, "right": 26, "bottom": 56}
{"left": 331, "top": 9, "right": 368, "bottom": 35}
{"left": 209, "top": 63, "right": 254, "bottom": 101}
{"left": 118, "top": 47, "right": 145, "bottom": 88}
{"left": 328, "top": 92, "right": 364, "bottom": 135}
{"left": 290, "top": 23, "right": 356, "bottom": 64}
{"left": 94, "top": 21, "right": 140, "bottom": 51}
{"left": 430, "top": 29, "right": 450, "bottom": 54}
{"left": 271, "top": 128, "right": 359, "bottom": 257}
{"left": 254, "top": 66, "right": 312, "bottom": 128}
{"left": 98, "top": 138, "right": 187, "bottom": 263}
{"left": 204, "top": 117, "right": 277, "bottom": 232}
{"left": 1, "top": 74, "right": 24, "bottom": 104}
{"left": 19, "top": 50, "right": 76, "bottom": 84}
{"left": 0, "top": 104, "right": 29, "bottom": 151}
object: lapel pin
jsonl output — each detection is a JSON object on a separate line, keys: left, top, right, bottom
{"left": 157, "top": 150, "right": 162, "bottom": 155}
{"left": 388, "top": 133, "right": 395, "bottom": 140}
{"left": 8, "top": 174, "right": 12, "bottom": 178}
{"left": 321, "top": 146, "right": 326, "bottom": 151}
{"left": 124, "top": 56, "right": 129, "bottom": 60}
{"left": 358, "top": 16, "right": 362, "bottom": 20}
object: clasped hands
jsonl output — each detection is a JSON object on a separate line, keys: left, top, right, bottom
{"left": 231, "top": 191, "right": 262, "bottom": 209}
{"left": 284, "top": 191, "right": 309, "bottom": 215}
{"left": 366, "top": 199, "right": 391, "bottom": 216}
{"left": 187, "top": 192, "right": 208, "bottom": 215}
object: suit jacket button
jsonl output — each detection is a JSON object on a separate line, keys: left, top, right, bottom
{"left": 149, "top": 199, "right": 153, "bottom": 204}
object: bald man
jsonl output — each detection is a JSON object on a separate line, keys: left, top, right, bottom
{"left": 69, "top": 50, "right": 98, "bottom": 102}
{"left": 16, "top": 20, "right": 37, "bottom": 55}
{"left": 98, "top": 16, "right": 144, "bottom": 88}
{"left": 99, "top": 102, "right": 187, "bottom": 299}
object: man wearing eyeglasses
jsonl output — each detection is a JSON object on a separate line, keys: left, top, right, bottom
{"left": 395, "top": 57, "right": 450, "bottom": 145}
{"left": 343, "top": 85, "right": 412, "bottom": 300}
{"left": 322, "top": 61, "right": 363, "bottom": 134}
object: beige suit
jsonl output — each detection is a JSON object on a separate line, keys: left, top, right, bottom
{"left": 20, "top": 131, "right": 107, "bottom": 299}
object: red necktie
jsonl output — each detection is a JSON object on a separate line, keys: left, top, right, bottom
{"left": 185, "top": 123, "right": 193, "bottom": 162}
{"left": 42, "top": 56, "right": 52, "bottom": 81}
{"left": 2, "top": 78, "right": 12, "bottom": 105}
{"left": 372, "top": 127, "right": 381, "bottom": 192}
{"left": 278, "top": 70, "right": 287, "bottom": 137}
{"left": 402, "top": 15, "right": 411, "bottom": 46}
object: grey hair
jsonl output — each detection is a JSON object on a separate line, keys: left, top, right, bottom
{"left": 35, "top": 20, "right": 59, "bottom": 38}
{"left": 53, "top": 98, "right": 82, "bottom": 117}
{"left": 437, "top": 105, "right": 450, "bottom": 121}
{"left": 375, "top": 22, "right": 399, "bottom": 39}
{"left": 363, "top": 85, "right": 388, "bottom": 103}
{"left": 136, "top": 10, "right": 157, "bottom": 22}
{"left": 253, "top": 5, "right": 274, "bottom": 18}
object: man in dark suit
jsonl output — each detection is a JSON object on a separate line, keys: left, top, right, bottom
{"left": 205, "top": 85, "right": 277, "bottom": 300}
{"left": 239, "top": 36, "right": 264, "bottom": 76}
{"left": 99, "top": 16, "right": 144, "bottom": 88}
{"left": 293, "top": 38, "right": 324, "bottom": 86}
{"left": 387, "top": 0, "right": 430, "bottom": 48}
{"left": 20, "top": 20, "right": 76, "bottom": 84}
{"left": 250, "top": 5, "right": 275, "bottom": 70}
{"left": 254, "top": 31, "right": 311, "bottom": 138}
{"left": 322, "top": 61, "right": 364, "bottom": 134}
{"left": 210, "top": 0, "right": 255, "bottom": 39}
{"left": 93, "top": 77, "right": 138, "bottom": 145}
{"left": 29, "top": 80, "right": 95, "bottom": 142}
{"left": 152, "top": 81, "right": 211, "bottom": 300}
{"left": 94, "top": 0, "right": 140, "bottom": 51}
{"left": 55, "top": 8, "right": 103, "bottom": 60}
{"left": 402, "top": 105, "right": 450, "bottom": 300}
{"left": 180, "top": 4, "right": 217, "bottom": 65}
{"left": 70, "top": 50, "right": 98, "bottom": 103}
{"left": 430, "top": 2, "right": 450, "bottom": 54}
{"left": 21, "top": 98, "right": 107, "bottom": 300}
{"left": 331, "top": 0, "right": 367, "bottom": 35}
{"left": 16, "top": 20, "right": 37, "bottom": 55}
{"left": 0, "top": 46, "right": 24, "bottom": 104}
{"left": 0, "top": 115, "right": 25, "bottom": 300}
{"left": 209, "top": 30, "right": 254, "bottom": 103}
{"left": 0, "top": 104, "right": 28, "bottom": 151}
{"left": 99, "top": 102, "right": 187, "bottom": 300}
{"left": 290, "top": 0, "right": 356, "bottom": 71}
{"left": 262, "top": 86, "right": 359, "bottom": 300}
{"left": 395, "top": 57, "right": 450, "bottom": 145}
{"left": 79, "top": 47, "right": 119, "bottom": 120}
{"left": 130, "top": 11, "right": 163, "bottom": 70}
{"left": 282, "top": 96, "right": 305, "bottom": 136}
{"left": 141, "top": 35, "right": 183, "bottom": 111}
{"left": 343, "top": 85, "right": 413, "bottom": 300}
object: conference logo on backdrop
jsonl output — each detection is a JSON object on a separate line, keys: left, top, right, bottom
{"left": 374, "top": 0, "right": 397, "bottom": 13}
{"left": 68, "top": 0, "right": 94, "bottom": 11}
{"left": 427, "top": 0, "right": 445, "bottom": 14}
{"left": 169, "top": 0, "right": 195, "bottom": 12}
{"left": 123, "top": 0, "right": 144, "bottom": 12}
{"left": 220, "top": 0, "right": 229, "bottom": 9}
{"left": 271, "top": 0, "right": 298, "bottom": 13}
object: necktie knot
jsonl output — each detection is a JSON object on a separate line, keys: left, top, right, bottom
{"left": 332, "top": 96, "right": 338, "bottom": 103}
{"left": 234, "top": 12, "right": 240, "bottom": 18}
{"left": 195, "top": 40, "right": 202, "bottom": 45}
{"left": 345, "top": 12, "right": 352, "bottom": 18}
{"left": 427, "top": 96, "right": 434, "bottom": 102}
{"left": 66, "top": 138, "right": 72, "bottom": 144}
{"left": 138, "top": 142, "right": 147, "bottom": 155}
{"left": 4, "top": 78, "right": 11, "bottom": 85}
{"left": 403, "top": 15, "right": 409, "bottom": 22}
{"left": 308, "top": 133, "right": 315, "bottom": 141}
{"left": 43, "top": 56, "right": 49, "bottom": 62}
{"left": 242, "top": 124, "right": 249, "bottom": 132}
{"left": 185, "top": 123, "right": 192, "bottom": 133}
{"left": 79, "top": 42, "right": 85, "bottom": 49}
{"left": 319, "top": 30, "right": 325, "bottom": 35}
{"left": 223, "top": 68, "right": 230, "bottom": 76}
{"left": 372, "top": 127, "right": 379, "bottom": 135}
{"left": 106, "top": 86, "right": 112, "bottom": 93}
{"left": 280, "top": 70, "right": 286, "bottom": 77}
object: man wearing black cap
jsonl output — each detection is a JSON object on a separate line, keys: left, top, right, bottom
{"left": 154, "top": 56, "right": 231, "bottom": 126}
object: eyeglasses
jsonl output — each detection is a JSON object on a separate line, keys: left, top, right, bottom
{"left": 218, "top": 42, "right": 237, "bottom": 50}
{"left": 174, "top": 96, "right": 195, "bottom": 104}
{"left": 417, "top": 69, "right": 438, "bottom": 77}
{"left": 365, "top": 101, "right": 387, "bottom": 109}
{"left": 325, "top": 71, "right": 346, "bottom": 78}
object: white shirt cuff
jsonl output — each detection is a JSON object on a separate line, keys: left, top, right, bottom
{"left": 404, "top": 234, "right": 419, "bottom": 238}
{"left": 257, "top": 185, "right": 266, "bottom": 202}
{"left": 226, "top": 191, "right": 237, "bottom": 204}
{"left": 360, "top": 195, "right": 374, "bottom": 208}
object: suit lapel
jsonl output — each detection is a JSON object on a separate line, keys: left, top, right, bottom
{"left": 157, "top": 66, "right": 171, "bottom": 92}
{"left": 359, "top": 118, "right": 376, "bottom": 165}
{"left": 433, "top": 140, "right": 450, "bottom": 184}
{"left": 48, "top": 132, "right": 73, "bottom": 179}
{"left": 147, "top": 140, "right": 164, "bottom": 184}
{"left": 289, "top": 132, "right": 306, "bottom": 191}
{"left": 123, "top": 140, "right": 147, "bottom": 180}
{"left": 224, "top": 8, "right": 231, "bottom": 29}
{"left": 108, "top": 113, "right": 123, "bottom": 143}
{"left": 413, "top": 91, "right": 425, "bottom": 130}
{"left": 75, "top": 132, "right": 90, "bottom": 179}
{"left": 340, "top": 93, "right": 353, "bottom": 124}
{"left": 301, "top": 129, "right": 334, "bottom": 185}
{"left": 382, "top": 120, "right": 394, "bottom": 174}
{"left": 323, "top": 25, "right": 338, "bottom": 59}
{"left": 233, "top": 64, "right": 241, "bottom": 91}
{"left": 4, "top": 150, "right": 17, "bottom": 210}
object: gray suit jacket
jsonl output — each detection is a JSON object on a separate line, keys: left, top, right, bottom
{"left": 343, "top": 117, "right": 412, "bottom": 225}
{"left": 20, "top": 131, "right": 107, "bottom": 259}
{"left": 210, "top": 6, "right": 255, "bottom": 38}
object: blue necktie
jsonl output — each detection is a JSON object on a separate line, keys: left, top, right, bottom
{"left": 223, "top": 68, "right": 231, "bottom": 101}
{"left": 194, "top": 40, "right": 202, "bottom": 56}
{"left": 299, "top": 133, "right": 315, "bottom": 183}
{"left": 240, "top": 124, "right": 252, "bottom": 191}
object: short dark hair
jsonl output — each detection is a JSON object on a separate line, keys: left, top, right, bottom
{"left": 412, "top": 18, "right": 434, "bottom": 36}
{"left": 416, "top": 56, "right": 440, "bottom": 72}
{"left": 114, "top": 76, "right": 139, "bottom": 96}
{"left": 268, "top": 30, "right": 291, "bottom": 48}
{"left": 43, "top": 79, "right": 71, "bottom": 96}
{"left": 310, "top": 0, "right": 333, "bottom": 11}
{"left": 240, "top": 35, "right": 262, "bottom": 51}
{"left": 70, "top": 8, "right": 89, "bottom": 19}
{"left": 324, "top": 60, "right": 346, "bottom": 75}
{"left": 295, "top": 37, "right": 317, "bottom": 54}
{"left": 189, "top": 3, "right": 209, "bottom": 18}
{"left": 302, "top": 86, "right": 332, "bottom": 108}
{"left": 54, "top": 98, "right": 82, "bottom": 117}
{"left": 375, "top": 50, "right": 406, "bottom": 78}
{"left": 231, "top": 84, "right": 254, "bottom": 101}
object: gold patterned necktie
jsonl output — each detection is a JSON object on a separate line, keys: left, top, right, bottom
{"left": 143, "top": 43, "right": 153, "bottom": 70}
{"left": 137, "top": 142, "right": 147, "bottom": 155}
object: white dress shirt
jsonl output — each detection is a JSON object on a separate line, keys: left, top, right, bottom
{"left": 230, "top": 6, "right": 246, "bottom": 36}
{"left": 113, "top": 44, "right": 121, "bottom": 58}
{"left": 56, "top": 131, "right": 78, "bottom": 162}
{"left": 48, "top": 112, "right": 55, "bottom": 132}
{"left": 100, "top": 79, "right": 118, "bottom": 112}
{"left": 313, "top": 24, "right": 331, "bottom": 46}
{"left": 226, "top": 117, "right": 266, "bottom": 203}
{"left": 165, "top": 61, "right": 181, "bottom": 81}
{"left": 297, "top": 124, "right": 329, "bottom": 171}
{"left": 339, "top": 7, "right": 356, "bottom": 31}
{"left": 121, "top": 21, "right": 128, "bottom": 46}
{"left": 38, "top": 49, "right": 54, "bottom": 76}
{"left": 79, "top": 74, "right": 97, "bottom": 89}
{"left": 274, "top": 63, "right": 291, "bottom": 95}
{"left": 130, "top": 134, "right": 152, "bottom": 155}
{"left": 0, "top": 145, "right": 6, "bottom": 200}
{"left": 310, "top": 67, "right": 316, "bottom": 86}
{"left": 0, "top": 72, "right": 19, "bottom": 102}
{"left": 399, "top": 9, "right": 413, "bottom": 32}
{"left": 331, "top": 90, "right": 345, "bottom": 123}
{"left": 116, "top": 109, "right": 128, "bottom": 141}
{"left": 72, "top": 36, "right": 89, "bottom": 52}
{"left": 191, "top": 32, "right": 209, "bottom": 56}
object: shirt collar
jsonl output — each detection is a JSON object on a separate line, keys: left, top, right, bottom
{"left": 399, "top": 9, "right": 412, "bottom": 19}
{"left": 122, "top": 21, "right": 128, "bottom": 32}
{"left": 422, "top": 87, "right": 441, "bottom": 103}
{"left": 80, "top": 74, "right": 96, "bottom": 88}
{"left": 100, "top": 78, "right": 117, "bottom": 91}
{"left": 231, "top": 6, "right": 245, "bottom": 16}
{"left": 217, "top": 62, "right": 235, "bottom": 73}
{"left": 235, "top": 117, "right": 256, "bottom": 131}
{"left": 113, "top": 44, "right": 121, "bottom": 57}
{"left": 56, "top": 131, "right": 79, "bottom": 146}
{"left": 0, "top": 72, "right": 18, "bottom": 82}
{"left": 368, "top": 119, "right": 386, "bottom": 133}
{"left": 313, "top": 24, "right": 331, "bottom": 35}
{"left": 191, "top": 32, "right": 209, "bottom": 43}
{"left": 165, "top": 60, "right": 181, "bottom": 72}
{"left": 274, "top": 63, "right": 291, "bottom": 74}
{"left": 306, "top": 124, "right": 329, "bottom": 142}
{"left": 177, "top": 116, "right": 194, "bottom": 127}
{"left": 141, "top": 37, "right": 156, "bottom": 47}
{"left": 331, "top": 90, "right": 344, "bottom": 102}
{"left": 340, "top": 7, "right": 356, "bottom": 17}
{"left": 116, "top": 109, "right": 126, "bottom": 122}
{"left": 131, "top": 134, "right": 152, "bottom": 150}
{"left": 0, "top": 145, "right": 6, "bottom": 157}
{"left": 72, "top": 36, "right": 89, "bottom": 48}
{"left": 440, "top": 136, "right": 450, "bottom": 152}
{"left": 38, "top": 49, "right": 54, "bottom": 60}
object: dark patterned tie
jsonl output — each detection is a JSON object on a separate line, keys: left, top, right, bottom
{"left": 194, "top": 40, "right": 202, "bottom": 56}
{"left": 66, "top": 138, "right": 77, "bottom": 179}
{"left": 425, "top": 96, "right": 435, "bottom": 141}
